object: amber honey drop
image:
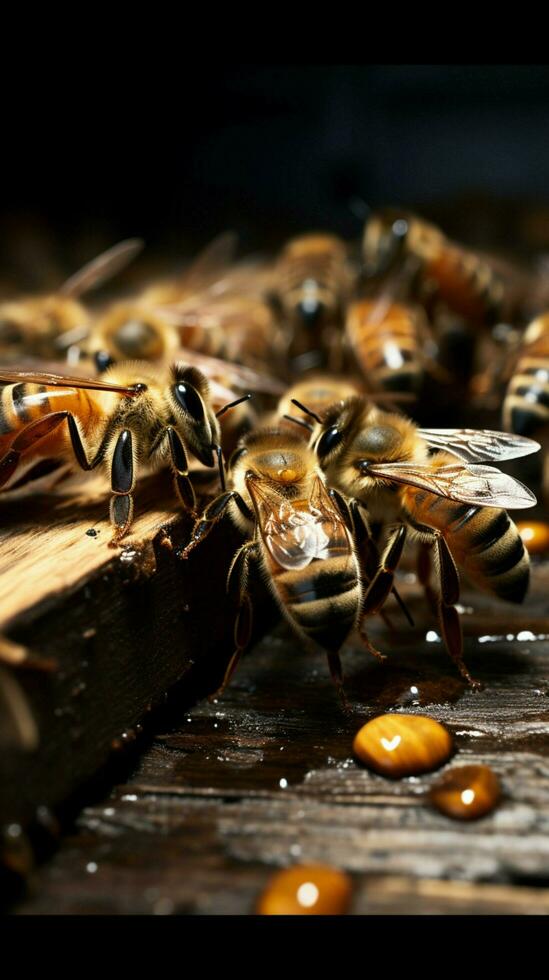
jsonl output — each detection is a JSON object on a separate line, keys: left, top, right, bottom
{"left": 516, "top": 521, "right": 549, "bottom": 555}
{"left": 429, "top": 764, "right": 501, "bottom": 820}
{"left": 353, "top": 713, "right": 453, "bottom": 778}
{"left": 257, "top": 864, "right": 352, "bottom": 915}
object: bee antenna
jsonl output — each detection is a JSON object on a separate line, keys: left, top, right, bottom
{"left": 282, "top": 414, "right": 313, "bottom": 432}
{"left": 391, "top": 586, "right": 414, "bottom": 628}
{"left": 212, "top": 443, "right": 226, "bottom": 491}
{"left": 290, "top": 399, "right": 323, "bottom": 425}
{"left": 216, "top": 394, "right": 252, "bottom": 419}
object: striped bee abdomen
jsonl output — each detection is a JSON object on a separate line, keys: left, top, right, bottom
{"left": 277, "top": 234, "right": 348, "bottom": 326}
{"left": 346, "top": 299, "right": 424, "bottom": 393}
{"left": 425, "top": 244, "right": 503, "bottom": 326}
{"left": 403, "top": 489, "right": 529, "bottom": 604}
{"left": 0, "top": 384, "right": 92, "bottom": 452}
{"left": 503, "top": 317, "right": 549, "bottom": 437}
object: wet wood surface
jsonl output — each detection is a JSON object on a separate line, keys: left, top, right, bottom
{"left": 9, "top": 546, "right": 549, "bottom": 915}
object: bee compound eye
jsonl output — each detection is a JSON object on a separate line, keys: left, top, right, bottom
{"left": 173, "top": 382, "right": 205, "bottom": 422}
{"left": 316, "top": 426, "right": 342, "bottom": 458}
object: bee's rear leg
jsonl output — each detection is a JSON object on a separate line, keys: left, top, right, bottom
{"left": 209, "top": 540, "right": 256, "bottom": 700}
{"left": 0, "top": 412, "right": 74, "bottom": 488}
{"left": 433, "top": 533, "right": 481, "bottom": 690}
{"left": 326, "top": 651, "right": 352, "bottom": 711}
{"left": 416, "top": 541, "right": 439, "bottom": 616}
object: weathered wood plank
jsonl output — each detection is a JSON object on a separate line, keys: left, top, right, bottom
{"left": 11, "top": 553, "right": 549, "bottom": 914}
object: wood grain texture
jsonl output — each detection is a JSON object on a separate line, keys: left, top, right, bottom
{"left": 0, "top": 468, "right": 253, "bottom": 833}
{"left": 10, "top": 554, "right": 549, "bottom": 915}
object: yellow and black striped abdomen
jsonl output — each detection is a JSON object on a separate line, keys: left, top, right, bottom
{"left": 346, "top": 299, "right": 424, "bottom": 393}
{"left": 503, "top": 316, "right": 549, "bottom": 437}
{"left": 0, "top": 384, "right": 93, "bottom": 456}
{"left": 261, "top": 528, "right": 361, "bottom": 654}
{"left": 402, "top": 488, "right": 529, "bottom": 604}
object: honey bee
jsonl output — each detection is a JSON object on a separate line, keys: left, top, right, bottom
{"left": 272, "top": 376, "right": 362, "bottom": 438}
{"left": 179, "top": 427, "right": 392, "bottom": 696}
{"left": 0, "top": 239, "right": 143, "bottom": 361}
{"left": 362, "top": 209, "right": 507, "bottom": 328}
{"left": 272, "top": 233, "right": 354, "bottom": 367}
{"left": 503, "top": 314, "right": 549, "bottom": 438}
{"left": 88, "top": 234, "right": 285, "bottom": 372}
{"left": 345, "top": 296, "right": 441, "bottom": 395}
{"left": 296, "top": 395, "right": 539, "bottom": 686}
{"left": 0, "top": 364, "right": 250, "bottom": 544}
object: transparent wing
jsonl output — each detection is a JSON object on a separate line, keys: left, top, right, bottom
{"left": 249, "top": 476, "right": 349, "bottom": 571}
{"left": 418, "top": 427, "right": 541, "bottom": 463}
{"left": 0, "top": 369, "right": 140, "bottom": 397}
{"left": 367, "top": 461, "right": 537, "bottom": 509}
{"left": 60, "top": 239, "right": 144, "bottom": 298}
{"left": 174, "top": 348, "right": 284, "bottom": 395}
{"left": 177, "top": 231, "right": 239, "bottom": 291}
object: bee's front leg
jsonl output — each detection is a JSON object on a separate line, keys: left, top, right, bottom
{"left": 178, "top": 491, "right": 252, "bottom": 560}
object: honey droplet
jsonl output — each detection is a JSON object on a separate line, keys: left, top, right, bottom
{"left": 429, "top": 764, "right": 501, "bottom": 820}
{"left": 257, "top": 864, "right": 351, "bottom": 915}
{"left": 516, "top": 521, "right": 549, "bottom": 555}
{"left": 353, "top": 713, "right": 453, "bottom": 778}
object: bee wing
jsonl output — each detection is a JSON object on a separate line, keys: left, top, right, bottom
{"left": 59, "top": 239, "right": 144, "bottom": 299}
{"left": 367, "top": 461, "right": 537, "bottom": 509}
{"left": 177, "top": 232, "right": 239, "bottom": 292}
{"left": 418, "top": 427, "right": 541, "bottom": 463}
{"left": 175, "top": 348, "right": 284, "bottom": 395}
{"left": 249, "top": 476, "right": 347, "bottom": 571}
{"left": 0, "top": 369, "right": 140, "bottom": 397}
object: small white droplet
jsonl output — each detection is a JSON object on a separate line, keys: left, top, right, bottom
{"left": 121, "top": 794, "right": 138, "bottom": 802}
{"left": 279, "top": 778, "right": 288, "bottom": 789}
{"left": 426, "top": 630, "right": 440, "bottom": 643}
{"left": 86, "top": 862, "right": 98, "bottom": 874}
{"left": 103, "top": 808, "right": 115, "bottom": 817}
{"left": 297, "top": 882, "right": 319, "bottom": 908}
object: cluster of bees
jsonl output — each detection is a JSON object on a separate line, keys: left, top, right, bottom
{"left": 0, "top": 209, "right": 546, "bottom": 697}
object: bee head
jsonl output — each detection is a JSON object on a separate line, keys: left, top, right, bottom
{"left": 362, "top": 208, "right": 411, "bottom": 278}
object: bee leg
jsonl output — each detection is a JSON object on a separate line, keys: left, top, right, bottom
{"left": 165, "top": 427, "right": 197, "bottom": 516}
{"left": 179, "top": 491, "right": 252, "bottom": 560}
{"left": 432, "top": 534, "right": 481, "bottom": 690}
{"left": 361, "top": 525, "right": 408, "bottom": 616}
{"left": 351, "top": 502, "right": 414, "bottom": 627}
{"left": 416, "top": 541, "right": 439, "bottom": 616}
{"left": 326, "top": 652, "right": 352, "bottom": 711}
{"left": 210, "top": 540, "right": 257, "bottom": 700}
{"left": 109, "top": 429, "right": 135, "bottom": 546}
{"left": 0, "top": 412, "right": 72, "bottom": 488}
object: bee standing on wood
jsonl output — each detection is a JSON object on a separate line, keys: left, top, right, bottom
{"left": 179, "top": 428, "right": 394, "bottom": 697}
{"left": 0, "top": 240, "right": 143, "bottom": 361}
{"left": 0, "top": 364, "right": 249, "bottom": 543}
{"left": 294, "top": 395, "right": 539, "bottom": 686}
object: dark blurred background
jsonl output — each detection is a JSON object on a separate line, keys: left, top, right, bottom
{"left": 3, "top": 65, "right": 549, "bottom": 286}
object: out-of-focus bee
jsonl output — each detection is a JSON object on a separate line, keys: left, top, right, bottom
{"left": 503, "top": 314, "right": 549, "bottom": 438}
{"left": 272, "top": 376, "right": 362, "bottom": 438}
{"left": 363, "top": 209, "right": 507, "bottom": 328}
{"left": 297, "top": 395, "right": 539, "bottom": 686}
{"left": 272, "top": 233, "right": 354, "bottom": 368}
{"left": 87, "top": 234, "right": 286, "bottom": 373}
{"left": 0, "top": 240, "right": 143, "bottom": 362}
{"left": 345, "top": 296, "right": 442, "bottom": 395}
{"left": 0, "top": 364, "right": 250, "bottom": 543}
{"left": 179, "top": 427, "right": 390, "bottom": 696}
